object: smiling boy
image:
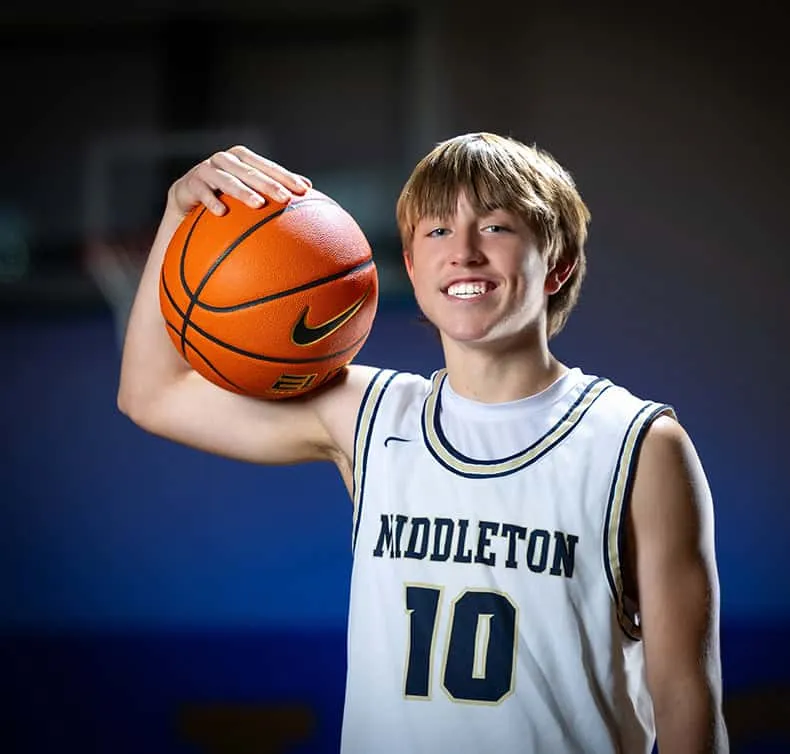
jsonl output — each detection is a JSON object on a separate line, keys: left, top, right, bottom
{"left": 118, "top": 132, "right": 728, "bottom": 753}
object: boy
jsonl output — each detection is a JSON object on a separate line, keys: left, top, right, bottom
{"left": 118, "top": 133, "right": 728, "bottom": 753}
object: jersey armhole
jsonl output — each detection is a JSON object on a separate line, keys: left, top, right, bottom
{"left": 351, "top": 369, "right": 398, "bottom": 552}
{"left": 603, "top": 401, "right": 676, "bottom": 640}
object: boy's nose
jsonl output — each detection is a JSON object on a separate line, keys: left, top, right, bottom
{"left": 449, "top": 229, "right": 485, "bottom": 265}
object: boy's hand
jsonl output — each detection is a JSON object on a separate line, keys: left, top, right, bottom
{"left": 166, "top": 145, "right": 312, "bottom": 219}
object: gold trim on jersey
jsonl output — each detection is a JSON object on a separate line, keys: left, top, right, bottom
{"left": 471, "top": 613, "right": 492, "bottom": 680}
{"left": 351, "top": 369, "right": 397, "bottom": 551}
{"left": 422, "top": 370, "right": 613, "bottom": 478}
{"left": 604, "top": 401, "right": 676, "bottom": 639}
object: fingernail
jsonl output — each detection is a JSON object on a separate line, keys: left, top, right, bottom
{"left": 250, "top": 195, "right": 265, "bottom": 207}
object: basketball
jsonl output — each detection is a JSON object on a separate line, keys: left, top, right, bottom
{"left": 159, "top": 189, "right": 378, "bottom": 400}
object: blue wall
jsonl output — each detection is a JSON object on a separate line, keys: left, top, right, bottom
{"left": 2, "top": 304, "right": 789, "bottom": 752}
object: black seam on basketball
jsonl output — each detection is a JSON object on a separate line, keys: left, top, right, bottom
{"left": 177, "top": 196, "right": 346, "bottom": 352}
{"left": 162, "top": 271, "right": 370, "bottom": 364}
{"left": 164, "top": 320, "right": 246, "bottom": 392}
{"left": 192, "top": 258, "right": 374, "bottom": 313}
{"left": 178, "top": 204, "right": 286, "bottom": 354}
{"left": 176, "top": 206, "right": 208, "bottom": 356}
{"left": 177, "top": 196, "right": 338, "bottom": 305}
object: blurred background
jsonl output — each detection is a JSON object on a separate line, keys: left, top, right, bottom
{"left": 1, "top": 0, "right": 788, "bottom": 752}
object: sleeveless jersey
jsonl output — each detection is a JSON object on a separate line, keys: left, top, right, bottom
{"left": 340, "top": 367, "right": 673, "bottom": 754}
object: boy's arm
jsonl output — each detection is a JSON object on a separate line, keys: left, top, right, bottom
{"left": 630, "top": 415, "right": 729, "bottom": 754}
{"left": 117, "top": 146, "right": 372, "bottom": 471}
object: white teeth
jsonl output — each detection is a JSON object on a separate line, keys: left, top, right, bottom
{"left": 447, "top": 281, "right": 490, "bottom": 297}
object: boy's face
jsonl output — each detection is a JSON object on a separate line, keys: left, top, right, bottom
{"left": 403, "top": 192, "right": 554, "bottom": 348}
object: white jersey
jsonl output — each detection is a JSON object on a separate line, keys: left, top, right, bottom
{"left": 340, "top": 367, "right": 673, "bottom": 754}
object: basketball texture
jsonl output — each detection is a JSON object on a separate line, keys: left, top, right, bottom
{"left": 159, "top": 189, "right": 378, "bottom": 399}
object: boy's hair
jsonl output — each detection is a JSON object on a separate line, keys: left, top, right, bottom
{"left": 396, "top": 132, "right": 591, "bottom": 338}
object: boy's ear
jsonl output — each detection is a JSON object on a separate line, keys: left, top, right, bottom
{"left": 403, "top": 247, "right": 415, "bottom": 283}
{"left": 545, "top": 256, "right": 575, "bottom": 295}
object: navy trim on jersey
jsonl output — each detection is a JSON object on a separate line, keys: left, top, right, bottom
{"left": 351, "top": 369, "right": 384, "bottom": 504}
{"left": 603, "top": 401, "right": 675, "bottom": 640}
{"left": 351, "top": 369, "right": 399, "bottom": 552}
{"left": 421, "top": 373, "right": 613, "bottom": 479}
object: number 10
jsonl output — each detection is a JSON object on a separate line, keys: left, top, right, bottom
{"left": 404, "top": 585, "right": 518, "bottom": 704}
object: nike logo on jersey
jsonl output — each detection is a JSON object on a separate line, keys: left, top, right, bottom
{"left": 384, "top": 436, "right": 412, "bottom": 446}
{"left": 291, "top": 288, "right": 370, "bottom": 346}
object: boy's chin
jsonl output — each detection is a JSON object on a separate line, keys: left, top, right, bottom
{"left": 438, "top": 325, "right": 497, "bottom": 347}
{"left": 439, "top": 322, "right": 543, "bottom": 353}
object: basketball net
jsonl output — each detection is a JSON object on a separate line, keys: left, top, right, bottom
{"left": 83, "top": 234, "right": 151, "bottom": 349}
{"left": 81, "top": 128, "right": 269, "bottom": 350}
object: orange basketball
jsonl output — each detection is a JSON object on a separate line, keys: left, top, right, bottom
{"left": 159, "top": 189, "right": 378, "bottom": 399}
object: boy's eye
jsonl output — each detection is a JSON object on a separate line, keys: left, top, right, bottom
{"left": 482, "top": 224, "right": 510, "bottom": 233}
{"left": 427, "top": 227, "right": 450, "bottom": 238}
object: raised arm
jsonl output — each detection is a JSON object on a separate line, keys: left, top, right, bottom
{"left": 629, "top": 415, "right": 729, "bottom": 754}
{"left": 117, "top": 147, "right": 374, "bottom": 476}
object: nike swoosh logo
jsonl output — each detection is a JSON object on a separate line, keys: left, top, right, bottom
{"left": 384, "top": 436, "right": 413, "bottom": 447}
{"left": 291, "top": 288, "right": 371, "bottom": 347}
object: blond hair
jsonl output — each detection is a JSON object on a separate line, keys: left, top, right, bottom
{"left": 396, "top": 132, "right": 591, "bottom": 338}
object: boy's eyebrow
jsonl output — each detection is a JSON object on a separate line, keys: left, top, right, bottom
{"left": 416, "top": 213, "right": 452, "bottom": 223}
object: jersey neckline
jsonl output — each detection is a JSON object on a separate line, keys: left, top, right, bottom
{"left": 440, "top": 367, "right": 585, "bottom": 419}
{"left": 421, "top": 369, "right": 613, "bottom": 478}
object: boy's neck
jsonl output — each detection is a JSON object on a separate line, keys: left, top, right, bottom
{"left": 441, "top": 336, "right": 567, "bottom": 404}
